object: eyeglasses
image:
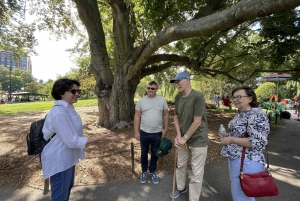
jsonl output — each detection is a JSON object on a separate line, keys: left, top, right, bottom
{"left": 231, "top": 95, "right": 249, "bottom": 100}
{"left": 69, "top": 89, "right": 81, "bottom": 95}
{"left": 147, "top": 87, "right": 157, "bottom": 90}
{"left": 173, "top": 78, "right": 186, "bottom": 84}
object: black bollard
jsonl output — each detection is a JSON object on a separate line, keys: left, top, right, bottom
{"left": 131, "top": 142, "right": 134, "bottom": 173}
{"left": 279, "top": 110, "right": 282, "bottom": 120}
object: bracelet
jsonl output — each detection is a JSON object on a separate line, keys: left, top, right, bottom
{"left": 184, "top": 134, "right": 190, "bottom": 141}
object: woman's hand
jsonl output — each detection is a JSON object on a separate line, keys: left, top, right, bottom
{"left": 100, "top": 132, "right": 118, "bottom": 140}
{"left": 87, "top": 132, "right": 118, "bottom": 144}
{"left": 219, "top": 132, "right": 228, "bottom": 138}
{"left": 219, "top": 134, "right": 232, "bottom": 145}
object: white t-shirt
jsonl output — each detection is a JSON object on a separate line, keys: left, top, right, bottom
{"left": 41, "top": 100, "right": 88, "bottom": 179}
{"left": 135, "top": 95, "right": 168, "bottom": 133}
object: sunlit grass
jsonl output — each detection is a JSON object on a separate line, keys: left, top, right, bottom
{"left": 0, "top": 97, "right": 98, "bottom": 116}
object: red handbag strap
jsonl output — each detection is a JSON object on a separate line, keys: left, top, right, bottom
{"left": 240, "top": 122, "right": 270, "bottom": 173}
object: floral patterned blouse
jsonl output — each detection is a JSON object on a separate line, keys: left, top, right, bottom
{"left": 220, "top": 107, "right": 270, "bottom": 164}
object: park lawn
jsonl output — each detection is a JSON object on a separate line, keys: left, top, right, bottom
{"left": 0, "top": 97, "right": 98, "bottom": 116}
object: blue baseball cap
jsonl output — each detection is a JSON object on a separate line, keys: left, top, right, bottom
{"left": 170, "top": 72, "right": 190, "bottom": 83}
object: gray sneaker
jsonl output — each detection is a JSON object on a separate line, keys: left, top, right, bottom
{"left": 149, "top": 173, "right": 159, "bottom": 184}
{"left": 140, "top": 172, "right": 147, "bottom": 183}
{"left": 169, "top": 188, "right": 187, "bottom": 199}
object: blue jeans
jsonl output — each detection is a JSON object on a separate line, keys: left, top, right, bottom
{"left": 216, "top": 100, "right": 220, "bottom": 107}
{"left": 50, "top": 165, "right": 75, "bottom": 201}
{"left": 228, "top": 158, "right": 265, "bottom": 201}
{"left": 140, "top": 130, "right": 162, "bottom": 173}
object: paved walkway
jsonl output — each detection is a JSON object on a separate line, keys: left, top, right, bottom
{"left": 1, "top": 113, "right": 300, "bottom": 201}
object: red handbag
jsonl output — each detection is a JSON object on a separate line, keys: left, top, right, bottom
{"left": 239, "top": 124, "right": 279, "bottom": 197}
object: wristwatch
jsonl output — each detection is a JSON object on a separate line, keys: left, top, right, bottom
{"left": 184, "top": 134, "right": 190, "bottom": 141}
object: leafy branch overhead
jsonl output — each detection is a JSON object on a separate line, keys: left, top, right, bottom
{"left": 26, "top": 0, "right": 300, "bottom": 82}
{"left": 23, "top": 0, "right": 300, "bottom": 128}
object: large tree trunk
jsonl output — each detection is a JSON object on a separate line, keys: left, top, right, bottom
{"left": 75, "top": 0, "right": 139, "bottom": 129}
{"left": 95, "top": 67, "right": 139, "bottom": 129}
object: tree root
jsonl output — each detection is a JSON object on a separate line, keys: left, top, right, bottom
{"left": 111, "top": 121, "right": 131, "bottom": 130}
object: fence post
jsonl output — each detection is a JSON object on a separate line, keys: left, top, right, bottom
{"left": 279, "top": 110, "right": 282, "bottom": 120}
{"left": 131, "top": 142, "right": 134, "bottom": 173}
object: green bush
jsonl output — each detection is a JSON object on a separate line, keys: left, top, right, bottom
{"left": 255, "top": 82, "right": 276, "bottom": 103}
{"left": 206, "top": 103, "right": 217, "bottom": 109}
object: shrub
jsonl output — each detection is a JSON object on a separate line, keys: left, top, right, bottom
{"left": 206, "top": 103, "right": 217, "bottom": 109}
{"left": 255, "top": 82, "right": 276, "bottom": 102}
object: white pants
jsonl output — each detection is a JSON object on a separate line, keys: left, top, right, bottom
{"left": 176, "top": 145, "right": 208, "bottom": 201}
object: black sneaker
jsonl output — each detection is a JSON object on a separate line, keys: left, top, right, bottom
{"left": 169, "top": 187, "right": 187, "bottom": 199}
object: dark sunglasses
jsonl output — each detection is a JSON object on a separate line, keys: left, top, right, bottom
{"left": 69, "top": 89, "right": 81, "bottom": 95}
{"left": 147, "top": 87, "right": 157, "bottom": 90}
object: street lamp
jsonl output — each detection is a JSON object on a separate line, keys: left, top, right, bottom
{"left": 9, "top": 67, "right": 12, "bottom": 102}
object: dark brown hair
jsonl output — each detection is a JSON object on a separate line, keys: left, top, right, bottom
{"left": 148, "top": 81, "right": 158, "bottom": 88}
{"left": 231, "top": 85, "right": 258, "bottom": 107}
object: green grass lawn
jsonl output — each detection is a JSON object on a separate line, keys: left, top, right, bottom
{"left": 0, "top": 97, "right": 98, "bottom": 116}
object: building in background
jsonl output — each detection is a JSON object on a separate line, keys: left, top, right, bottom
{"left": 0, "top": 50, "right": 32, "bottom": 73}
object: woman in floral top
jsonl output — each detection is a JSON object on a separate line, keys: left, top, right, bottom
{"left": 219, "top": 86, "right": 270, "bottom": 201}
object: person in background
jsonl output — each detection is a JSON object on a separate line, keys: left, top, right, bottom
{"left": 214, "top": 92, "right": 220, "bottom": 107}
{"left": 169, "top": 72, "right": 209, "bottom": 201}
{"left": 269, "top": 92, "right": 278, "bottom": 103}
{"left": 42, "top": 78, "right": 118, "bottom": 201}
{"left": 219, "top": 86, "right": 269, "bottom": 201}
{"left": 295, "top": 93, "right": 300, "bottom": 121}
{"left": 221, "top": 95, "right": 232, "bottom": 110}
{"left": 293, "top": 92, "right": 298, "bottom": 114}
{"left": 214, "top": 92, "right": 217, "bottom": 106}
{"left": 134, "top": 81, "right": 169, "bottom": 184}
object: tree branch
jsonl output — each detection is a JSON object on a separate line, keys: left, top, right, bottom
{"left": 130, "top": 0, "right": 300, "bottom": 79}
{"left": 74, "top": 0, "right": 114, "bottom": 86}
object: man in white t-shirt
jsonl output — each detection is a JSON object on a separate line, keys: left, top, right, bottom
{"left": 134, "top": 81, "right": 169, "bottom": 184}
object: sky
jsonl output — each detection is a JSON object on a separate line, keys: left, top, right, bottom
{"left": 30, "top": 31, "right": 77, "bottom": 82}
{"left": 25, "top": 9, "right": 78, "bottom": 82}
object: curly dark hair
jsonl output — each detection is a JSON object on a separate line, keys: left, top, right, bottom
{"left": 51, "top": 78, "right": 80, "bottom": 100}
{"left": 231, "top": 85, "right": 258, "bottom": 107}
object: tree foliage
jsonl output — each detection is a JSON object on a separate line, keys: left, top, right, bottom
{"left": 259, "top": 9, "right": 300, "bottom": 67}
{"left": 25, "top": 0, "right": 300, "bottom": 128}
{"left": 0, "top": 66, "right": 36, "bottom": 92}
{"left": 25, "top": 82, "right": 43, "bottom": 93}
{"left": 38, "top": 79, "right": 55, "bottom": 97}
{"left": 0, "top": 0, "right": 37, "bottom": 59}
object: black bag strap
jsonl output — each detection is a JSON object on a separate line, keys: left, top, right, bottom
{"left": 240, "top": 122, "right": 270, "bottom": 174}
